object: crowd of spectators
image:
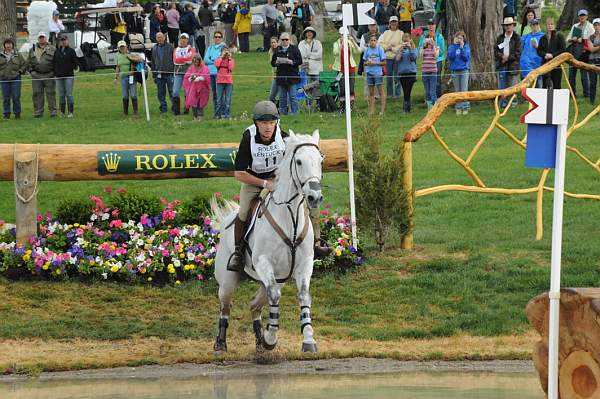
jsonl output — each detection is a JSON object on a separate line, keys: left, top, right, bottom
{"left": 3, "top": 1, "right": 600, "bottom": 121}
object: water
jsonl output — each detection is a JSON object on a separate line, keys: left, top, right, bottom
{"left": 1, "top": 371, "right": 542, "bottom": 399}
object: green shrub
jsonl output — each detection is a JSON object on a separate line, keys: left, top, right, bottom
{"left": 55, "top": 198, "right": 93, "bottom": 225}
{"left": 107, "top": 191, "right": 162, "bottom": 221}
{"left": 354, "top": 118, "right": 412, "bottom": 251}
{"left": 175, "top": 194, "right": 212, "bottom": 225}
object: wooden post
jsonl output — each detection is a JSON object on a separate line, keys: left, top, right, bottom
{"left": 14, "top": 150, "right": 38, "bottom": 244}
{"left": 401, "top": 141, "right": 413, "bottom": 250}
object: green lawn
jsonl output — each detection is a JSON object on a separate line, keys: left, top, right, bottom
{"left": 1, "top": 32, "right": 599, "bottom": 345}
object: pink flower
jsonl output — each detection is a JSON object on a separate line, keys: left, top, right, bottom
{"left": 103, "top": 186, "right": 113, "bottom": 194}
{"left": 320, "top": 209, "right": 329, "bottom": 216}
{"left": 214, "top": 192, "right": 221, "bottom": 198}
{"left": 161, "top": 249, "right": 170, "bottom": 257}
{"left": 140, "top": 214, "right": 150, "bottom": 226}
{"left": 197, "top": 274, "right": 204, "bottom": 280}
{"left": 109, "top": 219, "right": 123, "bottom": 229}
{"left": 204, "top": 216, "right": 211, "bottom": 225}
{"left": 37, "top": 214, "right": 43, "bottom": 222}
{"left": 45, "top": 211, "right": 53, "bottom": 221}
{"left": 232, "top": 194, "right": 240, "bottom": 202}
{"left": 111, "top": 209, "right": 119, "bottom": 217}
{"left": 162, "top": 209, "right": 176, "bottom": 221}
{"left": 116, "top": 187, "right": 127, "bottom": 194}
{"left": 76, "top": 228, "right": 84, "bottom": 236}
{"left": 89, "top": 195, "right": 105, "bottom": 212}
{"left": 35, "top": 258, "right": 43, "bottom": 267}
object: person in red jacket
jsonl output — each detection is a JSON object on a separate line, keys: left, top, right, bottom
{"left": 214, "top": 47, "right": 235, "bottom": 119}
{"left": 172, "top": 33, "right": 196, "bottom": 115}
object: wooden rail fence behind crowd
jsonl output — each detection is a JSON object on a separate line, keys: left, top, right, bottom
{"left": 3, "top": 140, "right": 348, "bottom": 243}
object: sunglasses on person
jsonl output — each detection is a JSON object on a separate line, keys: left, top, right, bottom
{"left": 282, "top": 38, "right": 289, "bottom": 41}
{"left": 214, "top": 35, "right": 222, "bottom": 38}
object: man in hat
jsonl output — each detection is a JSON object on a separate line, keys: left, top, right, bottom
{"left": 53, "top": 34, "right": 78, "bottom": 118}
{"left": 48, "top": 9, "right": 65, "bottom": 45}
{"left": 27, "top": 32, "right": 57, "bottom": 118}
{"left": 494, "top": 16, "right": 521, "bottom": 108}
{"left": 566, "top": 9, "right": 594, "bottom": 98}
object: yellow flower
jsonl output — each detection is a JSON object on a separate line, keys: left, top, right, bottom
{"left": 22, "top": 255, "right": 30, "bottom": 262}
{"left": 175, "top": 280, "right": 181, "bottom": 285}
{"left": 179, "top": 253, "right": 185, "bottom": 259}
{"left": 68, "top": 224, "right": 73, "bottom": 228}
{"left": 74, "top": 223, "right": 80, "bottom": 227}
{"left": 178, "top": 247, "right": 183, "bottom": 253}
{"left": 55, "top": 269, "right": 61, "bottom": 275}
{"left": 207, "top": 259, "right": 214, "bottom": 266}
{"left": 144, "top": 244, "right": 149, "bottom": 250}
{"left": 183, "top": 264, "right": 191, "bottom": 271}
{"left": 335, "top": 249, "right": 342, "bottom": 257}
{"left": 146, "top": 238, "right": 153, "bottom": 243}
{"left": 110, "top": 265, "right": 119, "bottom": 273}
{"left": 147, "top": 277, "right": 153, "bottom": 282}
{"left": 167, "top": 264, "right": 176, "bottom": 274}
{"left": 140, "top": 267, "right": 146, "bottom": 274}
{"left": 42, "top": 262, "right": 50, "bottom": 270}
{"left": 88, "top": 260, "right": 95, "bottom": 266}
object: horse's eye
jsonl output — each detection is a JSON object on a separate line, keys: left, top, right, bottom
{"left": 296, "top": 159, "right": 302, "bottom": 166}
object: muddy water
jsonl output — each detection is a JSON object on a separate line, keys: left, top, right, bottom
{"left": 1, "top": 371, "right": 541, "bottom": 399}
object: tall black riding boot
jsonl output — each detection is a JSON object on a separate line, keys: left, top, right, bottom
{"left": 310, "top": 208, "right": 332, "bottom": 258}
{"left": 132, "top": 98, "right": 138, "bottom": 115}
{"left": 122, "top": 98, "right": 129, "bottom": 115}
{"left": 172, "top": 96, "right": 180, "bottom": 115}
{"left": 227, "top": 217, "right": 246, "bottom": 272}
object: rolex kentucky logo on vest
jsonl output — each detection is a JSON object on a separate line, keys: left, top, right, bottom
{"left": 249, "top": 125, "right": 286, "bottom": 174}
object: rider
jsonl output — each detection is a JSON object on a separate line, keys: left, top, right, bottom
{"left": 228, "top": 100, "right": 332, "bottom": 272}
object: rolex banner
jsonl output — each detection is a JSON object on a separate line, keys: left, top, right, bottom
{"left": 97, "top": 148, "right": 238, "bottom": 175}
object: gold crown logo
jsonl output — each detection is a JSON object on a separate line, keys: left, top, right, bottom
{"left": 229, "top": 150, "right": 237, "bottom": 165}
{"left": 102, "top": 152, "right": 121, "bottom": 173}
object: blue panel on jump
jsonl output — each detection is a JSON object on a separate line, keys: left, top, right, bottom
{"left": 525, "top": 124, "right": 557, "bottom": 168}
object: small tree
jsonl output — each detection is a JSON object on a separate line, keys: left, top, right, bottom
{"left": 354, "top": 118, "right": 412, "bottom": 252}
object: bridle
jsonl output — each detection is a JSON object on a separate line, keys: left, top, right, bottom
{"left": 258, "top": 142, "right": 323, "bottom": 283}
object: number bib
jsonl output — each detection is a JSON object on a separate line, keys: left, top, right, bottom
{"left": 248, "top": 124, "right": 286, "bottom": 174}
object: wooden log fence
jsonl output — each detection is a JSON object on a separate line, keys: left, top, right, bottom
{"left": 3, "top": 140, "right": 348, "bottom": 242}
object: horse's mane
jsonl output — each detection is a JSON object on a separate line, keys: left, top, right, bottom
{"left": 273, "top": 131, "right": 316, "bottom": 185}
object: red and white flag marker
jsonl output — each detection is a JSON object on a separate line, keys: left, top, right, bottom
{"left": 341, "top": 1, "right": 374, "bottom": 246}
{"left": 521, "top": 88, "right": 570, "bottom": 399}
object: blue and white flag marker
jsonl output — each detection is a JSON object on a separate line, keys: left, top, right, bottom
{"left": 341, "top": 2, "right": 374, "bottom": 246}
{"left": 521, "top": 88, "right": 570, "bottom": 399}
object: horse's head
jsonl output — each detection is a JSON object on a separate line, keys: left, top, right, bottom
{"left": 284, "top": 129, "right": 324, "bottom": 209}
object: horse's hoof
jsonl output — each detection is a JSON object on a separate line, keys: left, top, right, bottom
{"left": 260, "top": 336, "right": 277, "bottom": 351}
{"left": 302, "top": 342, "right": 318, "bottom": 353}
{"left": 214, "top": 338, "right": 227, "bottom": 352}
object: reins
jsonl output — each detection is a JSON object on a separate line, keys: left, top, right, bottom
{"left": 257, "top": 142, "right": 321, "bottom": 283}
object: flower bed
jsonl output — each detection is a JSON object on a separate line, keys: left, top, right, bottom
{"left": 0, "top": 190, "right": 363, "bottom": 285}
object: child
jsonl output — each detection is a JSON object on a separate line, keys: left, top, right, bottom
{"left": 362, "top": 34, "right": 386, "bottom": 115}
{"left": 447, "top": 30, "right": 471, "bottom": 115}
{"left": 420, "top": 37, "right": 439, "bottom": 110}
{"left": 395, "top": 33, "right": 417, "bottom": 113}
{"left": 183, "top": 55, "right": 210, "bottom": 121}
{"left": 214, "top": 47, "right": 235, "bottom": 119}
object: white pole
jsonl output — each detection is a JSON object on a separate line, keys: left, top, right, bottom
{"left": 140, "top": 62, "right": 150, "bottom": 122}
{"left": 342, "top": 29, "right": 358, "bottom": 246}
{"left": 547, "top": 123, "right": 567, "bottom": 399}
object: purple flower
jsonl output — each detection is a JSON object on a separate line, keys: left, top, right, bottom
{"left": 354, "top": 256, "right": 364, "bottom": 265}
{"left": 349, "top": 246, "right": 357, "bottom": 254}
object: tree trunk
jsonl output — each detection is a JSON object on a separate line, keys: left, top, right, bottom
{"left": 0, "top": 0, "right": 17, "bottom": 40}
{"left": 445, "top": 0, "right": 503, "bottom": 90}
{"left": 526, "top": 288, "right": 600, "bottom": 399}
{"left": 558, "top": 0, "right": 584, "bottom": 31}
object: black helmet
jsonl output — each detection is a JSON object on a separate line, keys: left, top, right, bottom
{"left": 253, "top": 101, "right": 279, "bottom": 121}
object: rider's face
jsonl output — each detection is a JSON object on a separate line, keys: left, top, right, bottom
{"left": 256, "top": 120, "right": 277, "bottom": 141}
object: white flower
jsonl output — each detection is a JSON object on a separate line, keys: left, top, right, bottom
{"left": 69, "top": 257, "right": 77, "bottom": 265}
{"left": 101, "top": 213, "right": 110, "bottom": 221}
{"left": 187, "top": 252, "right": 195, "bottom": 261}
{"left": 136, "top": 239, "right": 144, "bottom": 247}
{"left": 173, "top": 259, "right": 181, "bottom": 267}
{"left": 135, "top": 253, "right": 146, "bottom": 262}
{"left": 101, "top": 272, "right": 108, "bottom": 279}
{"left": 128, "top": 220, "right": 135, "bottom": 227}
{"left": 136, "top": 223, "right": 144, "bottom": 231}
{"left": 90, "top": 214, "right": 98, "bottom": 221}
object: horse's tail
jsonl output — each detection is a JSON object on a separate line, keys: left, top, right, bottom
{"left": 210, "top": 196, "right": 239, "bottom": 228}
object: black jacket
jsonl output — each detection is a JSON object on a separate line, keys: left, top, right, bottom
{"left": 53, "top": 46, "right": 78, "bottom": 77}
{"left": 494, "top": 32, "right": 521, "bottom": 73}
{"left": 271, "top": 45, "right": 303, "bottom": 86}
{"left": 198, "top": 7, "right": 215, "bottom": 27}
{"left": 127, "top": 14, "right": 145, "bottom": 35}
{"left": 219, "top": 4, "right": 236, "bottom": 24}
{"left": 180, "top": 10, "right": 200, "bottom": 34}
{"left": 537, "top": 31, "right": 566, "bottom": 63}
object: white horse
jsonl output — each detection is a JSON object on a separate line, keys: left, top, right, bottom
{"left": 212, "top": 130, "right": 323, "bottom": 353}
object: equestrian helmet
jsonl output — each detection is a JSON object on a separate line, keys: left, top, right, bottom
{"left": 253, "top": 101, "right": 279, "bottom": 121}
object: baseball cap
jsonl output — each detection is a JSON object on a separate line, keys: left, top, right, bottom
{"left": 52, "top": 10, "right": 59, "bottom": 16}
{"left": 531, "top": 18, "right": 540, "bottom": 25}
{"left": 578, "top": 9, "right": 588, "bottom": 16}
{"left": 37, "top": 31, "right": 47, "bottom": 38}
{"left": 117, "top": 40, "right": 127, "bottom": 48}
{"left": 389, "top": 16, "right": 399, "bottom": 23}
{"left": 594, "top": 18, "right": 600, "bottom": 25}
{"left": 427, "top": 18, "right": 435, "bottom": 25}
{"left": 59, "top": 34, "right": 68, "bottom": 40}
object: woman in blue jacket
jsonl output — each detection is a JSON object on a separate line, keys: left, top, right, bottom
{"left": 520, "top": 18, "right": 545, "bottom": 88}
{"left": 204, "top": 32, "right": 226, "bottom": 118}
{"left": 447, "top": 30, "right": 471, "bottom": 115}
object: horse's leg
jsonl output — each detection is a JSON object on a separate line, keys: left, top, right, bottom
{"left": 296, "top": 273, "right": 317, "bottom": 353}
{"left": 254, "top": 255, "right": 281, "bottom": 351}
{"left": 249, "top": 285, "right": 268, "bottom": 350}
{"left": 214, "top": 275, "right": 241, "bottom": 352}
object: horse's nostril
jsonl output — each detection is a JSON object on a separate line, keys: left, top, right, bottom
{"left": 308, "top": 195, "right": 315, "bottom": 203}
{"left": 318, "top": 196, "right": 324, "bottom": 203}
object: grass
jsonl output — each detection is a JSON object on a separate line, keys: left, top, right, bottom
{"left": 1, "top": 31, "right": 600, "bottom": 371}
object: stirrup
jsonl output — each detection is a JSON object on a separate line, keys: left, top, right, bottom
{"left": 227, "top": 248, "right": 245, "bottom": 272}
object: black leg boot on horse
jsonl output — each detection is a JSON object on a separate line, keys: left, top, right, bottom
{"left": 310, "top": 208, "right": 332, "bottom": 258}
{"left": 214, "top": 317, "right": 229, "bottom": 352}
{"left": 227, "top": 216, "right": 246, "bottom": 272}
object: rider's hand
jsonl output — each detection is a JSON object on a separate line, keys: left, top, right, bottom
{"left": 265, "top": 180, "right": 274, "bottom": 192}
